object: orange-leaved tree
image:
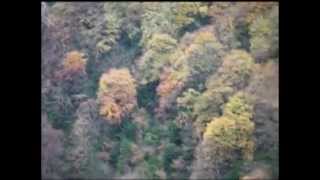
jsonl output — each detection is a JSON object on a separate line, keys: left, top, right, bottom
{"left": 54, "top": 50, "right": 88, "bottom": 95}
{"left": 63, "top": 51, "right": 87, "bottom": 74}
{"left": 55, "top": 50, "right": 87, "bottom": 81}
{"left": 97, "top": 68, "right": 137, "bottom": 124}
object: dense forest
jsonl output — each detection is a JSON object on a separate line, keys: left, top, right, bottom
{"left": 41, "top": 2, "right": 278, "bottom": 179}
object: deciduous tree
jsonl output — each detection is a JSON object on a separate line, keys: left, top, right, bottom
{"left": 192, "top": 49, "right": 254, "bottom": 138}
{"left": 156, "top": 30, "right": 223, "bottom": 118}
{"left": 137, "top": 33, "right": 177, "bottom": 84}
{"left": 249, "top": 6, "right": 278, "bottom": 62}
{"left": 191, "top": 92, "right": 255, "bottom": 179}
{"left": 97, "top": 68, "right": 137, "bottom": 124}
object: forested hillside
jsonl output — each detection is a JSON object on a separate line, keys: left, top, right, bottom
{"left": 41, "top": 2, "right": 278, "bottom": 179}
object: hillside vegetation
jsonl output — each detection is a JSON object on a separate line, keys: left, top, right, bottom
{"left": 41, "top": 2, "right": 278, "bottom": 179}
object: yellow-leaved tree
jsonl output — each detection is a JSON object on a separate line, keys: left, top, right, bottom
{"left": 192, "top": 49, "right": 254, "bottom": 138}
{"left": 191, "top": 92, "right": 255, "bottom": 179}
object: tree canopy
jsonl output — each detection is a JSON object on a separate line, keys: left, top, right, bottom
{"left": 42, "top": 2, "right": 278, "bottom": 179}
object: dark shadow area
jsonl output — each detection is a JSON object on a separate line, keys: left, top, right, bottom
{"left": 137, "top": 80, "right": 160, "bottom": 114}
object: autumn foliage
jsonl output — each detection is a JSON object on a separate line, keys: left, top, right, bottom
{"left": 63, "top": 51, "right": 87, "bottom": 72}
{"left": 203, "top": 92, "right": 255, "bottom": 160}
{"left": 191, "top": 92, "right": 255, "bottom": 179}
{"left": 156, "top": 30, "right": 223, "bottom": 117}
{"left": 42, "top": 2, "right": 278, "bottom": 179}
{"left": 98, "top": 68, "right": 137, "bottom": 124}
{"left": 56, "top": 51, "right": 87, "bottom": 81}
